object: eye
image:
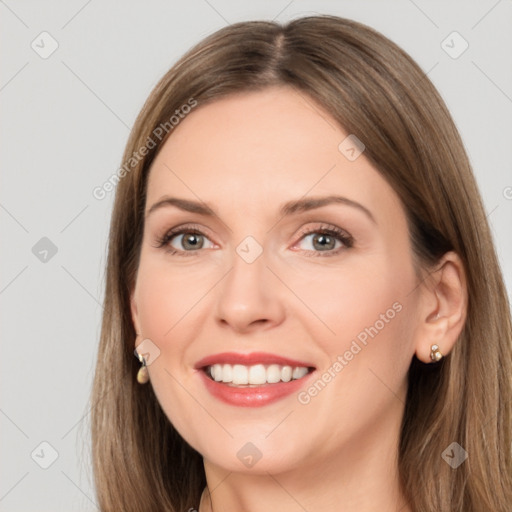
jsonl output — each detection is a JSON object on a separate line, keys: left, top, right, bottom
{"left": 294, "top": 225, "right": 353, "bottom": 257}
{"left": 154, "top": 225, "right": 215, "bottom": 256}
{"left": 153, "top": 223, "right": 353, "bottom": 258}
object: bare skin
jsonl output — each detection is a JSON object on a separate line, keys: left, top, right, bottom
{"left": 130, "top": 86, "right": 466, "bottom": 512}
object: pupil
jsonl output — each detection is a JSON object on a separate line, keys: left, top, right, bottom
{"left": 314, "top": 234, "right": 334, "bottom": 251}
{"left": 184, "top": 234, "right": 203, "bottom": 249}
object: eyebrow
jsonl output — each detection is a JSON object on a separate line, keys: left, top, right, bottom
{"left": 146, "top": 195, "right": 376, "bottom": 223}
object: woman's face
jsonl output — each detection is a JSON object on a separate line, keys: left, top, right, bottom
{"left": 131, "top": 86, "right": 424, "bottom": 474}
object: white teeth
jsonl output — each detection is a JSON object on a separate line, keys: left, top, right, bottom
{"left": 293, "top": 367, "right": 308, "bottom": 379}
{"left": 281, "top": 366, "right": 292, "bottom": 382}
{"left": 206, "top": 363, "right": 310, "bottom": 385}
{"left": 221, "top": 364, "right": 233, "bottom": 383}
{"left": 212, "top": 364, "right": 223, "bottom": 382}
{"left": 232, "top": 364, "right": 249, "bottom": 385}
{"left": 248, "top": 364, "right": 267, "bottom": 385}
{"left": 266, "top": 364, "right": 281, "bottom": 383}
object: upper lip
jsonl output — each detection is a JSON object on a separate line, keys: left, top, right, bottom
{"left": 194, "top": 352, "right": 315, "bottom": 369}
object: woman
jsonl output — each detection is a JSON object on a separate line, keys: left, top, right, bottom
{"left": 91, "top": 14, "right": 512, "bottom": 512}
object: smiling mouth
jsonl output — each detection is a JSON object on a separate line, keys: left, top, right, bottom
{"left": 203, "top": 363, "right": 315, "bottom": 387}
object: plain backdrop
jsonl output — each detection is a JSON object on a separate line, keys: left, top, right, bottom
{"left": 1, "top": 1, "right": 511, "bottom": 510}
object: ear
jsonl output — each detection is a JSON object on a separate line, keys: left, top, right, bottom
{"left": 130, "top": 289, "right": 142, "bottom": 347}
{"left": 414, "top": 251, "right": 467, "bottom": 363}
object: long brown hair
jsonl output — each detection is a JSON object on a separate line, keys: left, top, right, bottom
{"left": 91, "top": 15, "right": 512, "bottom": 511}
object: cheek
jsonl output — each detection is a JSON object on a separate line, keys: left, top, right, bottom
{"left": 133, "top": 259, "right": 197, "bottom": 432}
{"left": 135, "top": 272, "right": 175, "bottom": 341}
{"left": 134, "top": 253, "right": 211, "bottom": 340}
{"left": 291, "top": 265, "right": 416, "bottom": 444}
{"left": 303, "top": 251, "right": 416, "bottom": 373}
{"left": 132, "top": 253, "right": 215, "bottom": 412}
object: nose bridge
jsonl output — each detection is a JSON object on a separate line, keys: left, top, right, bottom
{"left": 214, "top": 236, "right": 284, "bottom": 330}
{"left": 222, "top": 239, "right": 269, "bottom": 307}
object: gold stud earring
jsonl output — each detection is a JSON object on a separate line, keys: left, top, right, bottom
{"left": 430, "top": 344, "right": 443, "bottom": 362}
{"left": 135, "top": 350, "right": 149, "bottom": 384}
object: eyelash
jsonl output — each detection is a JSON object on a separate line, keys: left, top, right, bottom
{"left": 153, "top": 223, "right": 354, "bottom": 258}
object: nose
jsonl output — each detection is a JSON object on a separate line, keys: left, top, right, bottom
{"left": 214, "top": 247, "right": 286, "bottom": 334}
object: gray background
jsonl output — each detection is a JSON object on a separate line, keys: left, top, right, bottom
{"left": 1, "top": 1, "right": 511, "bottom": 510}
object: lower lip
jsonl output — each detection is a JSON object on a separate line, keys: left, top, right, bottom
{"left": 198, "top": 370, "right": 313, "bottom": 407}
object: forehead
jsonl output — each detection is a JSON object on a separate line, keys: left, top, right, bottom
{"left": 145, "top": 87, "right": 402, "bottom": 221}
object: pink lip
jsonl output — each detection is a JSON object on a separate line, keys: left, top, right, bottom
{"left": 194, "top": 352, "right": 316, "bottom": 408}
{"left": 194, "top": 351, "right": 314, "bottom": 369}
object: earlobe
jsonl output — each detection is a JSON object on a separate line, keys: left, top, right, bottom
{"left": 415, "top": 317, "right": 449, "bottom": 363}
{"left": 429, "top": 344, "right": 443, "bottom": 362}
{"left": 414, "top": 252, "right": 467, "bottom": 364}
